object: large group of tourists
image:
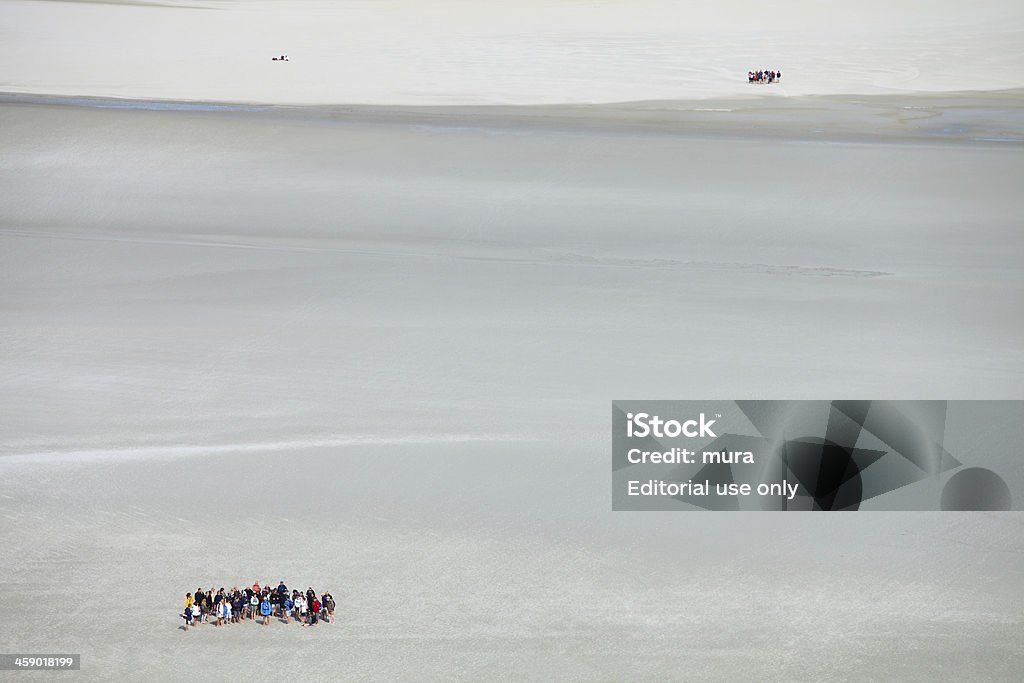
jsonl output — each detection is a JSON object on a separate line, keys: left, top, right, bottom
{"left": 748, "top": 69, "right": 782, "bottom": 84}
{"left": 181, "top": 581, "right": 336, "bottom": 630}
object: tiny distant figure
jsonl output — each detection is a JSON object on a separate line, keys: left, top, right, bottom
{"left": 269, "top": 589, "right": 280, "bottom": 616}
{"left": 182, "top": 605, "right": 194, "bottom": 631}
{"left": 260, "top": 599, "right": 272, "bottom": 625}
{"left": 309, "top": 597, "right": 320, "bottom": 626}
{"left": 283, "top": 595, "right": 294, "bottom": 624}
{"left": 322, "top": 592, "right": 335, "bottom": 623}
{"left": 271, "top": 54, "right": 289, "bottom": 62}
{"left": 214, "top": 590, "right": 225, "bottom": 626}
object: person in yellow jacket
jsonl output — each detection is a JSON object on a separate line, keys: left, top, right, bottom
{"left": 184, "top": 592, "right": 194, "bottom": 609}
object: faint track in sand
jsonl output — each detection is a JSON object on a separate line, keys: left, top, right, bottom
{"left": 0, "top": 433, "right": 533, "bottom": 465}
{"left": 0, "top": 228, "right": 893, "bottom": 278}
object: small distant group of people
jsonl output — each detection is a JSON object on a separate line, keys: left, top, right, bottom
{"left": 272, "top": 54, "right": 289, "bottom": 61}
{"left": 748, "top": 69, "right": 782, "bottom": 84}
{"left": 181, "top": 581, "right": 335, "bottom": 631}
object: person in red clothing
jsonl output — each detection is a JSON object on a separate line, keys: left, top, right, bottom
{"left": 309, "top": 597, "right": 321, "bottom": 626}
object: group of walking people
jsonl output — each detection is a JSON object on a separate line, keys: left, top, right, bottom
{"left": 181, "top": 581, "right": 336, "bottom": 630}
{"left": 748, "top": 69, "right": 782, "bottom": 84}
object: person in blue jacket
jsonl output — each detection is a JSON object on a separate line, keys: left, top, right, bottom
{"left": 283, "top": 595, "right": 294, "bottom": 624}
{"left": 260, "top": 598, "right": 272, "bottom": 625}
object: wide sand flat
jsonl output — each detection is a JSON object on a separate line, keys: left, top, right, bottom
{"left": 1, "top": 91, "right": 1023, "bottom": 679}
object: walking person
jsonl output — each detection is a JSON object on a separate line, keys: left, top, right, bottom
{"left": 322, "top": 592, "right": 335, "bottom": 623}
{"left": 182, "top": 604, "right": 194, "bottom": 631}
{"left": 283, "top": 594, "right": 293, "bottom": 624}
{"left": 260, "top": 596, "right": 272, "bottom": 625}
{"left": 194, "top": 587, "right": 203, "bottom": 621}
{"left": 309, "top": 596, "right": 320, "bottom": 626}
{"left": 269, "top": 589, "right": 280, "bottom": 617}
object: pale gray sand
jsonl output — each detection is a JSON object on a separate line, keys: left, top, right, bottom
{"left": 1, "top": 93, "right": 1023, "bottom": 680}
{"left": 3, "top": 0, "right": 1023, "bottom": 104}
{"left": 2, "top": 447, "right": 1023, "bottom": 680}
